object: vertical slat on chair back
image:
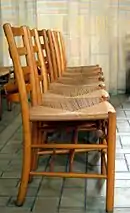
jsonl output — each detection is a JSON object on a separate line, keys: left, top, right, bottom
{"left": 38, "top": 29, "right": 55, "bottom": 82}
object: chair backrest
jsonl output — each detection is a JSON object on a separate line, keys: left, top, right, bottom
{"left": 37, "top": 29, "right": 68, "bottom": 82}
{"left": 29, "top": 29, "right": 49, "bottom": 93}
{"left": 37, "top": 29, "right": 55, "bottom": 83}
{"left": 55, "top": 31, "right": 67, "bottom": 73}
{"left": 47, "top": 30, "right": 62, "bottom": 78}
{"left": 38, "top": 29, "right": 61, "bottom": 81}
{"left": 3, "top": 23, "right": 42, "bottom": 109}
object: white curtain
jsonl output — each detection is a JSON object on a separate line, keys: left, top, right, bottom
{"left": 1, "top": 0, "right": 130, "bottom": 94}
{"left": 37, "top": 0, "right": 130, "bottom": 94}
{"left": 0, "top": 0, "right": 36, "bottom": 66}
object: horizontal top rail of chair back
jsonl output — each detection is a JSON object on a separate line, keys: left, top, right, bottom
{"left": 3, "top": 23, "right": 42, "bottom": 107}
{"left": 12, "top": 26, "right": 24, "bottom": 36}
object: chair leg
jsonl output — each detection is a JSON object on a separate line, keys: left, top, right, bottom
{"left": 0, "top": 92, "right": 2, "bottom": 120}
{"left": 7, "top": 101, "right": 12, "bottom": 111}
{"left": 100, "top": 138, "right": 106, "bottom": 175}
{"left": 31, "top": 123, "right": 39, "bottom": 171}
{"left": 16, "top": 122, "right": 32, "bottom": 206}
{"left": 69, "top": 128, "right": 78, "bottom": 172}
{"left": 29, "top": 122, "right": 43, "bottom": 183}
{"left": 101, "top": 151, "right": 106, "bottom": 175}
{"left": 106, "top": 113, "right": 116, "bottom": 212}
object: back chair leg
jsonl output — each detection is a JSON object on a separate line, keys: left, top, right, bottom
{"left": 7, "top": 99, "right": 12, "bottom": 111}
{"left": 69, "top": 128, "right": 78, "bottom": 172}
{"left": 28, "top": 123, "right": 38, "bottom": 183}
{"left": 100, "top": 139, "right": 106, "bottom": 175}
{"left": 106, "top": 113, "right": 116, "bottom": 212}
{"left": 101, "top": 151, "right": 106, "bottom": 175}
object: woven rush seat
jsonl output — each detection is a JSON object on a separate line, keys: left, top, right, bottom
{"left": 56, "top": 75, "right": 104, "bottom": 85}
{"left": 64, "top": 66, "right": 103, "bottom": 75}
{"left": 30, "top": 100, "right": 115, "bottom": 121}
{"left": 43, "top": 89, "right": 109, "bottom": 100}
{"left": 42, "top": 96, "right": 102, "bottom": 111}
{"left": 49, "top": 82, "right": 107, "bottom": 97}
{"left": 55, "top": 67, "right": 104, "bottom": 80}
{"left": 60, "top": 68, "right": 103, "bottom": 78}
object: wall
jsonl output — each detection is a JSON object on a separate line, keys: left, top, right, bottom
{"left": 37, "top": 0, "right": 130, "bottom": 94}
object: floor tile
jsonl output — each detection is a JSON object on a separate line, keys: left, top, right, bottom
{"left": 117, "top": 120, "right": 130, "bottom": 132}
{"left": 115, "top": 179, "right": 130, "bottom": 188}
{"left": 86, "top": 179, "right": 106, "bottom": 197}
{"left": 116, "top": 110, "right": 126, "bottom": 118}
{"left": 0, "top": 96, "right": 130, "bottom": 212}
{"left": 2, "top": 171, "right": 21, "bottom": 178}
{"left": 114, "top": 209, "right": 130, "bottom": 213}
{"left": 38, "top": 178, "right": 62, "bottom": 197}
{"left": 0, "top": 196, "right": 9, "bottom": 206}
{"left": 115, "top": 159, "right": 128, "bottom": 172}
{"left": 125, "top": 154, "right": 130, "bottom": 166}
{"left": 115, "top": 188, "right": 130, "bottom": 207}
{"left": 120, "top": 136, "right": 130, "bottom": 147}
{"left": 33, "top": 197, "right": 59, "bottom": 212}
{"left": 60, "top": 197, "right": 84, "bottom": 208}
{"left": 0, "top": 178, "right": 19, "bottom": 187}
{"left": 0, "top": 208, "right": 30, "bottom": 213}
{"left": 7, "top": 196, "right": 35, "bottom": 211}
{"left": 86, "top": 196, "right": 105, "bottom": 211}
{"left": 64, "top": 178, "right": 85, "bottom": 188}
{"left": 115, "top": 172, "right": 130, "bottom": 179}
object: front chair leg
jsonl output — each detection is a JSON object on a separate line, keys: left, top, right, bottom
{"left": 106, "top": 113, "right": 116, "bottom": 212}
{"left": 16, "top": 123, "right": 32, "bottom": 206}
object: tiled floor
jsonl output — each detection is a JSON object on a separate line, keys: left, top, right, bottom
{"left": 0, "top": 95, "right": 130, "bottom": 212}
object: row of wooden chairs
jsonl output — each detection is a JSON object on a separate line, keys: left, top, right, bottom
{"left": 3, "top": 23, "right": 116, "bottom": 212}
{"left": 4, "top": 29, "right": 108, "bottom": 106}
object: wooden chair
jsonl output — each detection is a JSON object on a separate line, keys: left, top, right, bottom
{"left": 50, "top": 30, "right": 104, "bottom": 82}
{"left": 30, "top": 28, "right": 110, "bottom": 173}
{"left": 55, "top": 30, "right": 103, "bottom": 75}
{"left": 2, "top": 28, "right": 108, "bottom": 104}
{"left": 39, "top": 29, "right": 104, "bottom": 83}
{"left": 37, "top": 29, "right": 108, "bottom": 99}
{"left": 4, "top": 23, "right": 116, "bottom": 212}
